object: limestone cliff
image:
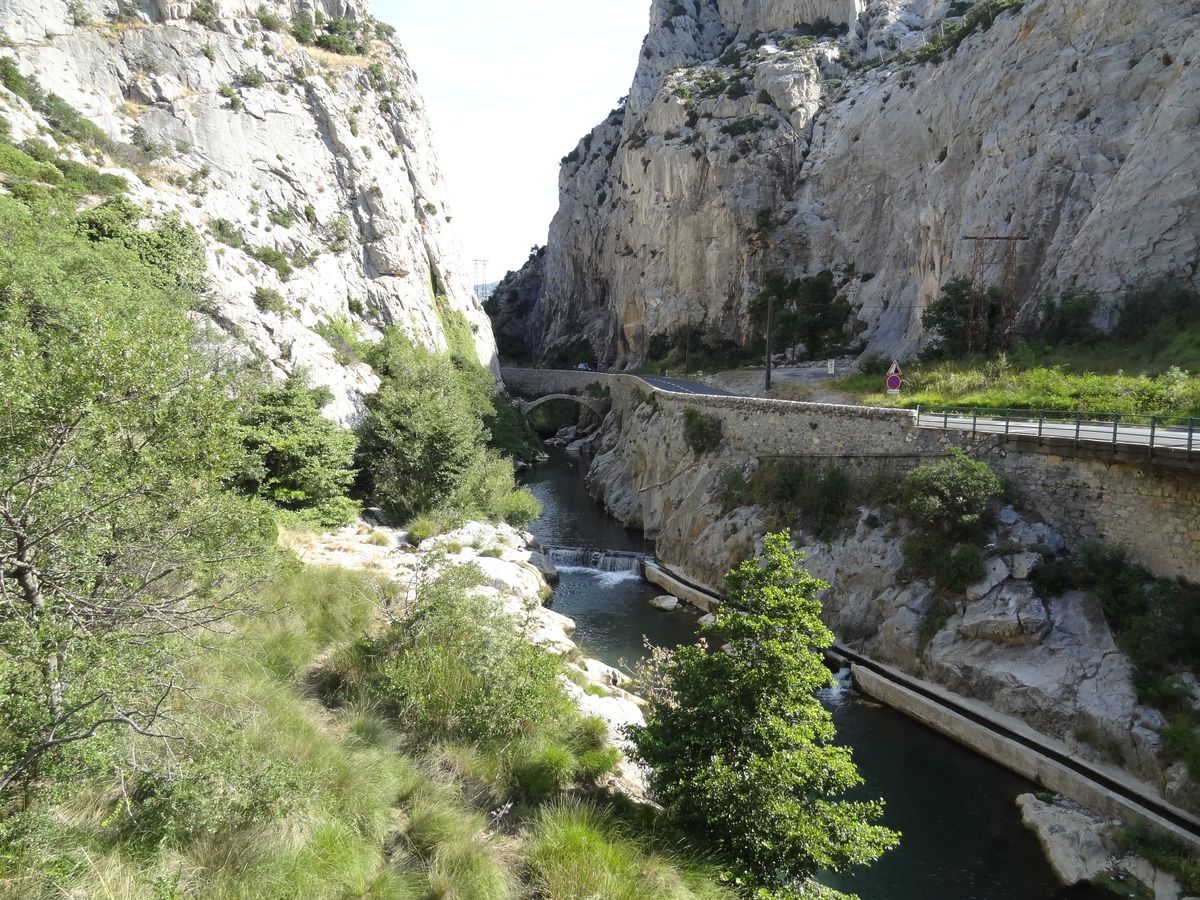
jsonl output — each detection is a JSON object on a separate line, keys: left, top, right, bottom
{"left": 583, "top": 388, "right": 1200, "bottom": 813}
{"left": 492, "top": 0, "right": 1200, "bottom": 366}
{"left": 0, "top": 0, "right": 495, "bottom": 421}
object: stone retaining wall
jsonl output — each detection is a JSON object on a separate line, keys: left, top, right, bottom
{"left": 502, "top": 368, "right": 1200, "bottom": 582}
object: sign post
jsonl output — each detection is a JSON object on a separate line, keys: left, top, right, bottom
{"left": 826, "top": 358, "right": 836, "bottom": 376}
{"left": 886, "top": 360, "right": 902, "bottom": 397}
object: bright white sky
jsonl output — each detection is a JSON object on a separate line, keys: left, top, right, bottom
{"left": 373, "top": 1, "right": 651, "bottom": 281}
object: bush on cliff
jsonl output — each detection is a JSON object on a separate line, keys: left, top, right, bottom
{"left": 683, "top": 408, "right": 723, "bottom": 455}
{"left": 630, "top": 533, "right": 899, "bottom": 893}
{"left": 900, "top": 447, "right": 1000, "bottom": 538}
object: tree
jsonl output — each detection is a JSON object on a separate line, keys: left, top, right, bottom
{"left": 0, "top": 194, "right": 271, "bottom": 797}
{"left": 235, "top": 372, "right": 359, "bottom": 526}
{"left": 356, "top": 332, "right": 489, "bottom": 522}
{"left": 900, "top": 447, "right": 1001, "bottom": 537}
{"left": 629, "top": 533, "right": 899, "bottom": 895}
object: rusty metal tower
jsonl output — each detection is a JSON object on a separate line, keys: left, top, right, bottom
{"left": 961, "top": 234, "right": 1029, "bottom": 351}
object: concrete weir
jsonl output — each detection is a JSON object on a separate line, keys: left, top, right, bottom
{"left": 652, "top": 561, "right": 1200, "bottom": 851}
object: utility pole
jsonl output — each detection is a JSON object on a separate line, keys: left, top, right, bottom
{"left": 472, "top": 259, "right": 489, "bottom": 303}
{"left": 960, "top": 234, "right": 1028, "bottom": 351}
{"left": 765, "top": 292, "right": 773, "bottom": 392}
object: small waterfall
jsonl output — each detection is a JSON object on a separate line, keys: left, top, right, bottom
{"left": 548, "top": 547, "right": 647, "bottom": 581}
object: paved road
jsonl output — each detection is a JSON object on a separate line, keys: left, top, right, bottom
{"left": 637, "top": 374, "right": 1194, "bottom": 454}
{"left": 638, "top": 375, "right": 736, "bottom": 396}
{"left": 919, "top": 412, "right": 1196, "bottom": 452}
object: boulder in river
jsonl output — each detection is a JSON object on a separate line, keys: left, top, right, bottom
{"left": 649, "top": 595, "right": 680, "bottom": 611}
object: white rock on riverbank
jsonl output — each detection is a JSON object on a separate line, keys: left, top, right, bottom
{"left": 1018, "top": 794, "right": 1188, "bottom": 900}
{"left": 285, "top": 518, "right": 651, "bottom": 799}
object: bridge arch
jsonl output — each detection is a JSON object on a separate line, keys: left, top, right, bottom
{"left": 516, "top": 393, "right": 610, "bottom": 417}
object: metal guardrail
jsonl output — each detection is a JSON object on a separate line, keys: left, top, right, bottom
{"left": 916, "top": 406, "right": 1197, "bottom": 462}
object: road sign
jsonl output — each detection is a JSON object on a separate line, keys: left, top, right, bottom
{"left": 886, "top": 360, "right": 902, "bottom": 395}
{"left": 826, "top": 358, "right": 836, "bottom": 375}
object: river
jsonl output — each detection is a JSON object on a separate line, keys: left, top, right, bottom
{"left": 521, "top": 447, "right": 1121, "bottom": 900}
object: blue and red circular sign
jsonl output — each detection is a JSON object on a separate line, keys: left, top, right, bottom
{"left": 886, "top": 360, "right": 902, "bottom": 394}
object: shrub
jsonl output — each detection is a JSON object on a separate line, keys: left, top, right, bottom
{"left": 189, "top": 0, "right": 217, "bottom": 27}
{"left": 357, "top": 329, "right": 536, "bottom": 528}
{"left": 903, "top": 534, "right": 986, "bottom": 592}
{"left": 740, "top": 458, "right": 853, "bottom": 541}
{"left": 900, "top": 448, "right": 1000, "bottom": 537}
{"left": 497, "top": 488, "right": 542, "bottom": 526}
{"left": 249, "top": 244, "right": 293, "bottom": 278}
{"left": 683, "top": 408, "right": 723, "bottom": 455}
{"left": 240, "top": 67, "right": 267, "bottom": 88}
{"left": 313, "top": 314, "right": 368, "bottom": 365}
{"left": 211, "top": 216, "right": 243, "bottom": 247}
{"left": 233, "top": 372, "right": 359, "bottom": 526}
{"left": 254, "top": 3, "right": 284, "bottom": 31}
{"left": 252, "top": 285, "right": 286, "bottom": 314}
{"left": 322, "top": 563, "right": 573, "bottom": 747}
{"left": 291, "top": 11, "right": 315, "bottom": 44}
{"left": 316, "top": 32, "right": 362, "bottom": 55}
{"left": 268, "top": 207, "right": 295, "bottom": 227}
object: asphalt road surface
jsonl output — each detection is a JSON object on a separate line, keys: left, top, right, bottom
{"left": 637, "top": 375, "right": 736, "bottom": 396}
{"left": 917, "top": 412, "right": 1196, "bottom": 452}
{"left": 634, "top": 373, "right": 1194, "bottom": 453}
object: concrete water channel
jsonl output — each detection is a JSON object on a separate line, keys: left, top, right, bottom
{"left": 521, "top": 446, "right": 1123, "bottom": 900}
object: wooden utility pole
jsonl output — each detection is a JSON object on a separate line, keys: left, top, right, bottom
{"left": 961, "top": 234, "right": 1029, "bottom": 351}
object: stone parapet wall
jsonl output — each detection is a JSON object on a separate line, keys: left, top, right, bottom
{"left": 503, "top": 369, "right": 1200, "bottom": 582}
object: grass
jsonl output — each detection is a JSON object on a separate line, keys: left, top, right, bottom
{"left": 526, "top": 801, "right": 735, "bottom": 900}
{"left": 836, "top": 328, "right": 1200, "bottom": 417}
{"left": 2, "top": 561, "right": 739, "bottom": 898}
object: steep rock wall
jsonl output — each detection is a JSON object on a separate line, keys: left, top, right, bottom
{"left": 564, "top": 376, "right": 1200, "bottom": 812}
{"left": 496, "top": 0, "right": 1200, "bottom": 365}
{"left": 0, "top": 0, "right": 495, "bottom": 421}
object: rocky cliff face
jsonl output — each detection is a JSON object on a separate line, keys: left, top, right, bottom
{"left": 0, "top": 0, "right": 494, "bottom": 421}
{"left": 585, "top": 394, "right": 1200, "bottom": 813}
{"left": 492, "top": 0, "right": 1200, "bottom": 366}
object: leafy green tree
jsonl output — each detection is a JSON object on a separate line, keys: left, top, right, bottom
{"left": 752, "top": 270, "right": 850, "bottom": 361}
{"left": 235, "top": 372, "right": 359, "bottom": 526}
{"left": 357, "top": 332, "right": 490, "bottom": 522}
{"left": 899, "top": 447, "right": 1001, "bottom": 537}
{"left": 0, "top": 195, "right": 271, "bottom": 796}
{"left": 630, "top": 533, "right": 899, "bottom": 895}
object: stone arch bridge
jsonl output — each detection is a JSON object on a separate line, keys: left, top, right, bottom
{"left": 514, "top": 393, "right": 610, "bottom": 417}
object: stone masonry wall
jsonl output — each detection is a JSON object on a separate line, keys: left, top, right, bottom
{"left": 502, "top": 369, "right": 1200, "bottom": 582}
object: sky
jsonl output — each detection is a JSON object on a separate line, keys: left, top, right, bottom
{"left": 373, "top": 1, "right": 651, "bottom": 282}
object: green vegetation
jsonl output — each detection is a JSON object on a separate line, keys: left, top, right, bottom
{"left": 720, "top": 459, "right": 856, "bottom": 542}
{"left": 356, "top": 328, "right": 541, "bottom": 533}
{"left": 683, "top": 408, "right": 723, "bottom": 455}
{"left": 248, "top": 243, "right": 293, "bottom": 278}
{"left": 915, "top": 0, "right": 1025, "bottom": 63}
{"left": 900, "top": 447, "right": 1001, "bottom": 537}
{"left": 631, "top": 534, "right": 898, "bottom": 894}
{"left": 239, "top": 66, "right": 266, "bottom": 88}
{"left": 751, "top": 269, "right": 854, "bottom": 361}
{"left": 233, "top": 373, "right": 360, "bottom": 527}
{"left": 253, "top": 2, "right": 284, "bottom": 31}
{"left": 313, "top": 313, "right": 368, "bottom": 365}
{"left": 1113, "top": 823, "right": 1200, "bottom": 895}
{"left": 252, "top": 283, "right": 286, "bottom": 313}
{"left": 0, "top": 188, "right": 275, "bottom": 803}
{"left": 838, "top": 276, "right": 1200, "bottom": 416}
{"left": 1039, "top": 544, "right": 1200, "bottom": 776}
{"left": 897, "top": 449, "right": 999, "bottom": 592}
